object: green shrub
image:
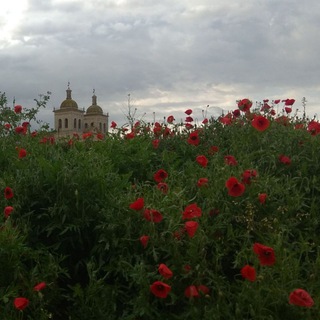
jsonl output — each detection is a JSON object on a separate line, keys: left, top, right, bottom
{"left": 1, "top": 95, "right": 320, "bottom": 319}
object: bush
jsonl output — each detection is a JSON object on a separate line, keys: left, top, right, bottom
{"left": 0, "top": 95, "right": 319, "bottom": 319}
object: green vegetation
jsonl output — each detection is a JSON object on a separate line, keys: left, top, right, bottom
{"left": 0, "top": 94, "right": 319, "bottom": 319}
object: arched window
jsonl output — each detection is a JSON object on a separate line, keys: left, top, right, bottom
{"left": 65, "top": 119, "right": 68, "bottom": 128}
{"left": 74, "top": 118, "right": 77, "bottom": 129}
{"left": 85, "top": 123, "right": 88, "bottom": 129}
{"left": 78, "top": 119, "right": 81, "bottom": 130}
{"left": 103, "top": 123, "right": 106, "bottom": 133}
{"left": 58, "top": 119, "right": 62, "bottom": 129}
{"left": 99, "top": 122, "right": 102, "bottom": 131}
{"left": 91, "top": 122, "right": 94, "bottom": 127}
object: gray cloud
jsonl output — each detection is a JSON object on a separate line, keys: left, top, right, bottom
{"left": 1, "top": 0, "right": 320, "bottom": 129}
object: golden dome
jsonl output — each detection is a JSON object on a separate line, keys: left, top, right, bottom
{"left": 86, "top": 92, "right": 103, "bottom": 115}
{"left": 87, "top": 105, "right": 103, "bottom": 114}
{"left": 60, "top": 99, "right": 78, "bottom": 109}
{"left": 60, "top": 85, "right": 78, "bottom": 109}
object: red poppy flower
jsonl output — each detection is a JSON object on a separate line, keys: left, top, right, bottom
{"left": 289, "top": 289, "right": 314, "bottom": 307}
{"left": 209, "top": 146, "right": 219, "bottom": 154}
{"left": 274, "top": 99, "right": 281, "bottom": 104}
{"left": 307, "top": 120, "right": 320, "bottom": 136}
{"left": 187, "top": 131, "right": 200, "bottom": 146}
{"left": 18, "top": 148, "right": 27, "bottom": 158}
{"left": 158, "top": 263, "right": 173, "bottom": 279}
{"left": 40, "top": 137, "right": 48, "bottom": 144}
{"left": 15, "top": 126, "right": 27, "bottom": 134}
{"left": 232, "top": 109, "right": 241, "bottom": 117}
{"left": 279, "top": 154, "right": 291, "bottom": 165}
{"left": 150, "top": 281, "right": 171, "bottom": 298}
{"left": 252, "top": 115, "right": 270, "bottom": 132}
{"left": 144, "top": 209, "right": 163, "bottom": 223}
{"left": 258, "top": 193, "right": 267, "bottom": 204}
{"left": 238, "top": 98, "right": 252, "bottom": 112}
{"left": 34, "top": 282, "right": 46, "bottom": 291}
{"left": 184, "top": 264, "right": 192, "bottom": 273}
{"left": 139, "top": 235, "right": 149, "bottom": 248}
{"left": 202, "top": 118, "right": 208, "bottom": 124}
{"left": 14, "top": 297, "right": 29, "bottom": 310}
{"left": 197, "top": 178, "right": 208, "bottom": 187}
{"left": 167, "top": 115, "right": 175, "bottom": 123}
{"left": 4, "top": 187, "right": 14, "bottom": 200}
{"left": 185, "top": 116, "right": 193, "bottom": 123}
{"left": 184, "top": 285, "right": 199, "bottom": 298}
{"left": 152, "top": 139, "right": 160, "bottom": 149}
{"left": 157, "top": 182, "right": 168, "bottom": 194}
{"left": 185, "top": 221, "right": 199, "bottom": 238}
{"left": 4, "top": 123, "right": 11, "bottom": 129}
{"left": 129, "top": 198, "right": 144, "bottom": 210}
{"left": 182, "top": 203, "right": 202, "bottom": 220}
{"left": 133, "top": 126, "right": 141, "bottom": 133}
{"left": 270, "top": 109, "right": 276, "bottom": 116}
{"left": 153, "top": 125, "right": 163, "bottom": 136}
{"left": 163, "top": 128, "right": 172, "bottom": 138}
{"left": 133, "top": 121, "right": 140, "bottom": 128}
{"left": 219, "top": 113, "right": 233, "bottom": 125}
{"left": 197, "top": 285, "right": 210, "bottom": 295}
{"left": 283, "top": 98, "right": 295, "bottom": 106}
{"left": 173, "top": 228, "right": 185, "bottom": 240}
{"left": 4, "top": 206, "right": 14, "bottom": 218}
{"left": 260, "top": 103, "right": 271, "bottom": 112}
{"left": 14, "top": 105, "right": 22, "bottom": 113}
{"left": 196, "top": 155, "right": 208, "bottom": 167}
{"left": 154, "top": 169, "right": 168, "bottom": 183}
{"left": 185, "top": 123, "right": 194, "bottom": 130}
{"left": 295, "top": 123, "right": 304, "bottom": 130}
{"left": 253, "top": 243, "right": 275, "bottom": 266}
{"left": 225, "top": 177, "right": 245, "bottom": 197}
{"left": 224, "top": 155, "right": 238, "bottom": 166}
{"left": 110, "top": 121, "right": 117, "bottom": 128}
{"left": 125, "top": 132, "right": 135, "bottom": 139}
{"left": 82, "top": 132, "right": 93, "bottom": 140}
{"left": 185, "top": 109, "right": 192, "bottom": 115}
{"left": 242, "top": 169, "right": 257, "bottom": 185}
{"left": 240, "top": 265, "right": 256, "bottom": 282}
{"left": 285, "top": 107, "right": 292, "bottom": 114}
{"left": 96, "top": 133, "right": 104, "bottom": 140}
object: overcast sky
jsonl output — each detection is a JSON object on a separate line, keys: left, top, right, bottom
{"left": 1, "top": 0, "right": 320, "bottom": 129}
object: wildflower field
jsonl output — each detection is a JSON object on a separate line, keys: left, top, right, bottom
{"left": 1, "top": 93, "right": 320, "bottom": 319}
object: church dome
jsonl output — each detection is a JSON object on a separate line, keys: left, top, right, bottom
{"left": 60, "top": 85, "right": 78, "bottom": 109}
{"left": 86, "top": 91, "right": 103, "bottom": 115}
{"left": 87, "top": 105, "right": 103, "bottom": 114}
{"left": 60, "top": 99, "right": 78, "bottom": 109}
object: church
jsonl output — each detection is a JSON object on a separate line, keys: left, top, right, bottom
{"left": 53, "top": 84, "right": 109, "bottom": 137}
